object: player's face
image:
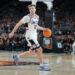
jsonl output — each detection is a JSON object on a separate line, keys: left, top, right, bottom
{"left": 29, "top": 6, "right": 36, "bottom": 14}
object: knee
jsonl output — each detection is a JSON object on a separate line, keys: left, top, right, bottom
{"left": 36, "top": 47, "right": 43, "bottom": 53}
{"left": 30, "top": 50, "right": 35, "bottom": 54}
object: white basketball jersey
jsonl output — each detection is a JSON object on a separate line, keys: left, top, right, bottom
{"left": 21, "top": 14, "right": 39, "bottom": 36}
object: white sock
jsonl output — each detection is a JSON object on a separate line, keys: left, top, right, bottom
{"left": 40, "top": 64, "right": 45, "bottom": 67}
{"left": 17, "top": 55, "right": 20, "bottom": 58}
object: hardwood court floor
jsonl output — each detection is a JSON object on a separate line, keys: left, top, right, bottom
{"left": 0, "top": 51, "right": 75, "bottom": 75}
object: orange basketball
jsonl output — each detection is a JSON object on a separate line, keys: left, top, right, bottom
{"left": 43, "top": 28, "right": 52, "bottom": 37}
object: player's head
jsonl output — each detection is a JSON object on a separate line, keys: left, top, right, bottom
{"left": 28, "top": 4, "right": 36, "bottom": 14}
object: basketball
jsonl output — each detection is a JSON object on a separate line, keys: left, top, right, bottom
{"left": 43, "top": 28, "right": 52, "bottom": 37}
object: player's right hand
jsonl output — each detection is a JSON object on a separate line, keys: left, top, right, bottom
{"left": 9, "top": 32, "right": 14, "bottom": 38}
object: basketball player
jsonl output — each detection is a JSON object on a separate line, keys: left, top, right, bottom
{"left": 9, "top": 4, "right": 51, "bottom": 71}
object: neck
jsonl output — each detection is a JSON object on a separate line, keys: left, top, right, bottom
{"left": 30, "top": 13, "right": 35, "bottom": 17}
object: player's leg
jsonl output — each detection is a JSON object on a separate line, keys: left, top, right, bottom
{"left": 36, "top": 47, "right": 43, "bottom": 64}
{"left": 13, "top": 38, "right": 35, "bottom": 65}
{"left": 29, "top": 37, "right": 51, "bottom": 71}
{"left": 36, "top": 47, "right": 51, "bottom": 71}
{"left": 13, "top": 49, "right": 35, "bottom": 65}
{"left": 18, "top": 49, "right": 35, "bottom": 58}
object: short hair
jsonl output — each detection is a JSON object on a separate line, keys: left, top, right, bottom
{"left": 28, "top": 4, "right": 36, "bottom": 8}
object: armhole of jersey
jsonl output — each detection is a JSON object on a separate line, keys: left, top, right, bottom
{"left": 35, "top": 15, "right": 39, "bottom": 26}
{"left": 35, "top": 14, "right": 39, "bottom": 20}
{"left": 28, "top": 14, "right": 32, "bottom": 24}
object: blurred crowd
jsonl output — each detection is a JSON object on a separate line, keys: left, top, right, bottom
{"left": 0, "top": 25, "right": 28, "bottom": 50}
{"left": 53, "top": 16, "right": 75, "bottom": 54}
{"left": 54, "top": 16, "right": 75, "bottom": 29}
{"left": 0, "top": 12, "right": 29, "bottom": 50}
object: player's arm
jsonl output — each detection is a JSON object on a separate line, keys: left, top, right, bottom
{"left": 9, "top": 16, "right": 29, "bottom": 38}
{"left": 37, "top": 25, "right": 44, "bottom": 31}
{"left": 37, "top": 25, "right": 50, "bottom": 33}
{"left": 9, "top": 21, "right": 24, "bottom": 38}
{"left": 37, "top": 25, "right": 47, "bottom": 31}
{"left": 12, "top": 21, "right": 24, "bottom": 33}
